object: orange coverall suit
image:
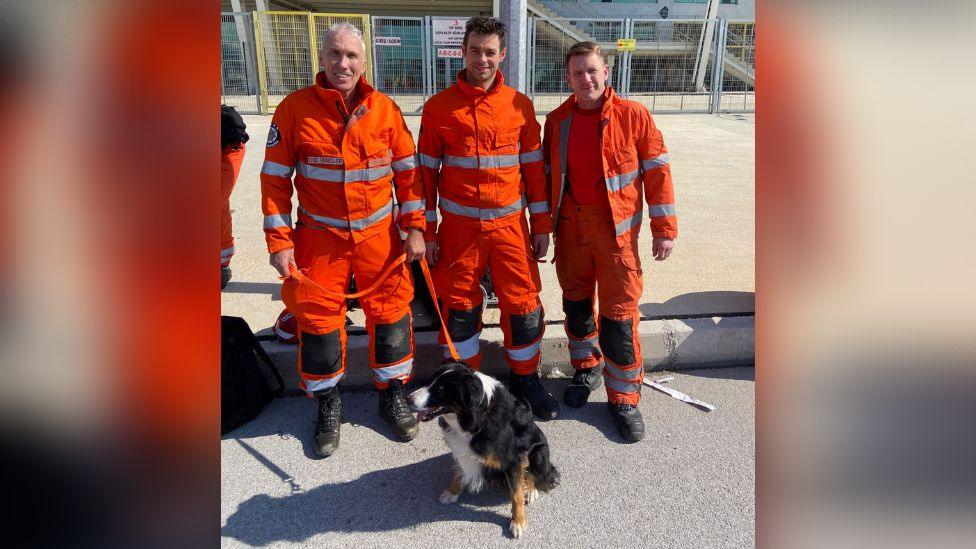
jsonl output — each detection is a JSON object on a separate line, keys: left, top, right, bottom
{"left": 221, "top": 144, "right": 245, "bottom": 268}
{"left": 418, "top": 70, "right": 552, "bottom": 374}
{"left": 261, "top": 74, "right": 425, "bottom": 393}
{"left": 543, "top": 87, "right": 678, "bottom": 405}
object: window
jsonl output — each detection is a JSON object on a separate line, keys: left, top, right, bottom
{"left": 721, "top": 0, "right": 739, "bottom": 4}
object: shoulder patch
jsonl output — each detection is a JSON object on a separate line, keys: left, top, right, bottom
{"left": 266, "top": 123, "right": 281, "bottom": 147}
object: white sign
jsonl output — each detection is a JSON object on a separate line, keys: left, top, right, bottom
{"left": 437, "top": 48, "right": 463, "bottom": 59}
{"left": 432, "top": 18, "right": 468, "bottom": 46}
{"left": 374, "top": 36, "right": 402, "bottom": 46}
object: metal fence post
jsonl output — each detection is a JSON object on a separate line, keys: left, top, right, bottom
{"left": 253, "top": 13, "right": 269, "bottom": 115}
{"left": 710, "top": 18, "right": 728, "bottom": 113}
{"left": 307, "top": 13, "right": 319, "bottom": 84}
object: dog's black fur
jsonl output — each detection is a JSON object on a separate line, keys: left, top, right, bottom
{"left": 408, "top": 361, "right": 559, "bottom": 537}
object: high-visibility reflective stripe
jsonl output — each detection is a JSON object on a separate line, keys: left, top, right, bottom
{"left": 558, "top": 115, "right": 573, "bottom": 177}
{"left": 615, "top": 211, "right": 643, "bottom": 235}
{"left": 391, "top": 155, "right": 417, "bottom": 172}
{"left": 343, "top": 165, "right": 393, "bottom": 183}
{"left": 425, "top": 210, "right": 438, "bottom": 222}
{"left": 649, "top": 204, "right": 677, "bottom": 217}
{"left": 220, "top": 246, "right": 235, "bottom": 258}
{"left": 305, "top": 373, "right": 343, "bottom": 393}
{"left": 297, "top": 161, "right": 392, "bottom": 184}
{"left": 568, "top": 336, "right": 599, "bottom": 360}
{"left": 605, "top": 362, "right": 642, "bottom": 381}
{"left": 440, "top": 196, "right": 525, "bottom": 221}
{"left": 640, "top": 153, "right": 670, "bottom": 171}
{"left": 297, "top": 161, "right": 343, "bottom": 182}
{"left": 443, "top": 154, "right": 520, "bottom": 169}
{"left": 398, "top": 199, "right": 424, "bottom": 214}
{"left": 418, "top": 153, "right": 442, "bottom": 169}
{"left": 264, "top": 213, "right": 292, "bottom": 229}
{"left": 373, "top": 358, "right": 413, "bottom": 381}
{"left": 262, "top": 161, "right": 294, "bottom": 178}
{"left": 605, "top": 376, "right": 641, "bottom": 394}
{"left": 446, "top": 332, "right": 481, "bottom": 360}
{"left": 506, "top": 339, "right": 541, "bottom": 362}
{"left": 519, "top": 149, "right": 543, "bottom": 164}
{"left": 528, "top": 201, "right": 549, "bottom": 214}
{"left": 299, "top": 198, "right": 393, "bottom": 231}
{"left": 606, "top": 169, "right": 639, "bottom": 193}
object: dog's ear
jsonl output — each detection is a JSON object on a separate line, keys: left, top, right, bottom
{"left": 457, "top": 374, "right": 486, "bottom": 432}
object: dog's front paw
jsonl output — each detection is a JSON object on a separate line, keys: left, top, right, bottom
{"left": 526, "top": 488, "right": 539, "bottom": 504}
{"left": 509, "top": 519, "right": 526, "bottom": 539}
{"left": 439, "top": 490, "right": 459, "bottom": 504}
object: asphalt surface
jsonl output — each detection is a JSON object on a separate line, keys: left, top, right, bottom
{"left": 221, "top": 366, "right": 755, "bottom": 547}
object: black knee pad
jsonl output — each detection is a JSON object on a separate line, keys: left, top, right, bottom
{"left": 447, "top": 305, "right": 482, "bottom": 342}
{"left": 509, "top": 306, "right": 544, "bottom": 345}
{"left": 374, "top": 313, "right": 411, "bottom": 364}
{"left": 563, "top": 297, "right": 596, "bottom": 338}
{"left": 300, "top": 329, "right": 342, "bottom": 376}
{"left": 599, "top": 316, "right": 636, "bottom": 366}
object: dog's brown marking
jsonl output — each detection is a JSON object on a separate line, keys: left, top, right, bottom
{"left": 446, "top": 470, "right": 462, "bottom": 496}
{"left": 482, "top": 454, "right": 503, "bottom": 470}
{"left": 508, "top": 456, "right": 529, "bottom": 535}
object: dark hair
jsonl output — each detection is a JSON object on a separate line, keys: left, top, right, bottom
{"left": 564, "top": 41, "right": 606, "bottom": 69}
{"left": 462, "top": 16, "right": 506, "bottom": 49}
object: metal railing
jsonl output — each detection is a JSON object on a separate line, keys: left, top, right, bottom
{"left": 219, "top": 11, "right": 754, "bottom": 115}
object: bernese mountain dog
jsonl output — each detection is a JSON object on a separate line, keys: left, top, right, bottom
{"left": 408, "top": 361, "right": 560, "bottom": 538}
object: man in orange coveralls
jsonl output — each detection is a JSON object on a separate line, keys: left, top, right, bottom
{"left": 418, "top": 16, "right": 558, "bottom": 420}
{"left": 260, "top": 23, "right": 426, "bottom": 458}
{"left": 220, "top": 105, "right": 248, "bottom": 290}
{"left": 543, "top": 42, "right": 677, "bottom": 442}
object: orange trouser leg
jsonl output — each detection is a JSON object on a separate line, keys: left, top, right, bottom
{"left": 220, "top": 145, "right": 244, "bottom": 268}
{"left": 283, "top": 221, "right": 415, "bottom": 393}
{"left": 433, "top": 219, "right": 487, "bottom": 369}
{"left": 281, "top": 224, "right": 351, "bottom": 394}
{"left": 555, "top": 197, "right": 643, "bottom": 405}
{"left": 355, "top": 223, "right": 415, "bottom": 389}
{"left": 488, "top": 217, "right": 544, "bottom": 376}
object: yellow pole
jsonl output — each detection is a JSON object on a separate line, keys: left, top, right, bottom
{"left": 253, "top": 13, "right": 269, "bottom": 114}
{"left": 308, "top": 13, "right": 319, "bottom": 83}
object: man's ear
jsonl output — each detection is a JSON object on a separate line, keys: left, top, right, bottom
{"left": 499, "top": 46, "right": 507, "bottom": 64}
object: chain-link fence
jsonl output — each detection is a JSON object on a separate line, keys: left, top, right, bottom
{"left": 221, "top": 13, "right": 260, "bottom": 114}
{"left": 220, "top": 11, "right": 754, "bottom": 115}
{"left": 372, "top": 16, "right": 428, "bottom": 113}
{"left": 529, "top": 18, "right": 626, "bottom": 113}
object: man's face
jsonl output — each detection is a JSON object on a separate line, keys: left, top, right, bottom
{"left": 321, "top": 30, "right": 365, "bottom": 94}
{"left": 463, "top": 32, "right": 505, "bottom": 87}
{"left": 565, "top": 52, "right": 609, "bottom": 105}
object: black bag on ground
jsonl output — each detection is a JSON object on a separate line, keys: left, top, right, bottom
{"left": 221, "top": 316, "right": 284, "bottom": 434}
{"left": 221, "top": 104, "right": 249, "bottom": 149}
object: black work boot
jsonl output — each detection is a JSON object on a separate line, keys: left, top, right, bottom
{"left": 221, "top": 266, "right": 232, "bottom": 290}
{"left": 607, "top": 402, "right": 645, "bottom": 443}
{"left": 563, "top": 366, "right": 603, "bottom": 408}
{"left": 510, "top": 372, "right": 559, "bottom": 421}
{"left": 379, "top": 379, "right": 419, "bottom": 441}
{"left": 313, "top": 387, "right": 342, "bottom": 458}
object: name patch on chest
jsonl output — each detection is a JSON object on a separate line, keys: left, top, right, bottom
{"left": 306, "top": 156, "right": 343, "bottom": 166}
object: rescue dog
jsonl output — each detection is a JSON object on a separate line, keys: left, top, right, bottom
{"left": 408, "top": 361, "right": 560, "bottom": 538}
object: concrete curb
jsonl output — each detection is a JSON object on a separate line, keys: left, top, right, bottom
{"left": 263, "top": 314, "right": 754, "bottom": 394}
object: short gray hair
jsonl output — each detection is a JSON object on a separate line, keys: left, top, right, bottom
{"left": 323, "top": 22, "right": 366, "bottom": 55}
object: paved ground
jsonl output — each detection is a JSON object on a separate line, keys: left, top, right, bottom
{"left": 222, "top": 113, "right": 755, "bottom": 337}
{"left": 221, "top": 366, "right": 755, "bottom": 547}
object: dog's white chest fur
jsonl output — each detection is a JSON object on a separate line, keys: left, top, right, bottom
{"left": 441, "top": 414, "right": 485, "bottom": 492}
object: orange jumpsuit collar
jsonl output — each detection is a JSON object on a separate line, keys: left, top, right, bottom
{"left": 455, "top": 68, "right": 506, "bottom": 98}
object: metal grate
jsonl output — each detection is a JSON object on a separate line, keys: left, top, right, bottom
{"left": 371, "top": 16, "right": 427, "bottom": 113}
{"left": 719, "top": 21, "right": 755, "bottom": 112}
{"left": 254, "top": 12, "right": 316, "bottom": 111}
{"left": 221, "top": 13, "right": 259, "bottom": 114}
{"left": 626, "top": 19, "right": 714, "bottom": 113}
{"left": 529, "top": 18, "right": 626, "bottom": 113}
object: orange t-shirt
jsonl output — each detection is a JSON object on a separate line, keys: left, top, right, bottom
{"left": 566, "top": 104, "right": 605, "bottom": 205}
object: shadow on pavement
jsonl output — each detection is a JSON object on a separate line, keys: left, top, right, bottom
{"left": 638, "top": 290, "right": 754, "bottom": 318}
{"left": 221, "top": 453, "right": 512, "bottom": 545}
{"left": 222, "top": 281, "right": 283, "bottom": 299}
